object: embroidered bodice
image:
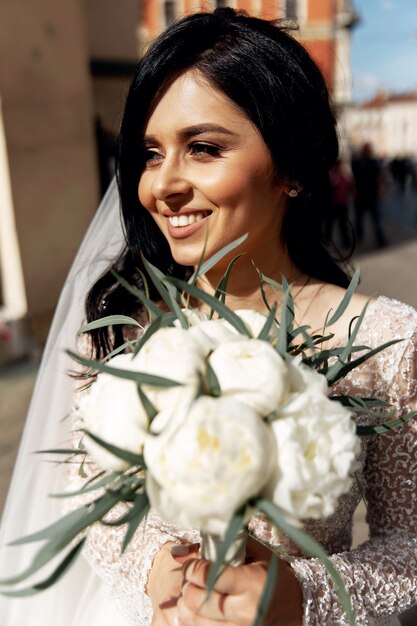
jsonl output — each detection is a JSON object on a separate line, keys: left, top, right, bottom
{"left": 66, "top": 296, "right": 417, "bottom": 626}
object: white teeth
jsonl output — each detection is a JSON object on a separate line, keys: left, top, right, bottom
{"left": 168, "top": 212, "right": 207, "bottom": 227}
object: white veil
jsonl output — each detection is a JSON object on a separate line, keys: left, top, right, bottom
{"left": 0, "top": 180, "right": 129, "bottom": 626}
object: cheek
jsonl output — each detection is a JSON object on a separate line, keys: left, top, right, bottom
{"left": 138, "top": 174, "right": 153, "bottom": 212}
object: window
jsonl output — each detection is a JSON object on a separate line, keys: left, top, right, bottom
{"left": 164, "top": 0, "right": 175, "bottom": 26}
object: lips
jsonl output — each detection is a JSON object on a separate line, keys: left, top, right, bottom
{"left": 164, "top": 210, "right": 212, "bottom": 239}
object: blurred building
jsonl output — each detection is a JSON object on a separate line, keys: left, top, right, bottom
{"left": 141, "top": 0, "right": 359, "bottom": 105}
{"left": 0, "top": 0, "right": 358, "bottom": 364}
{"left": 341, "top": 92, "right": 417, "bottom": 159}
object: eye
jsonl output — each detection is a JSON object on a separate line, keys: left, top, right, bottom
{"left": 189, "top": 142, "right": 223, "bottom": 159}
{"left": 142, "top": 147, "right": 163, "bottom": 167}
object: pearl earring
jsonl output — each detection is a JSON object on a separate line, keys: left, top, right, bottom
{"left": 288, "top": 188, "right": 299, "bottom": 198}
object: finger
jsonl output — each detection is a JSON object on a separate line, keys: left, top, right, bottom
{"left": 184, "top": 559, "right": 265, "bottom": 596}
{"left": 177, "top": 593, "right": 231, "bottom": 626}
{"left": 181, "top": 581, "right": 226, "bottom": 621}
{"left": 181, "top": 580, "right": 261, "bottom": 625}
{"left": 171, "top": 543, "right": 200, "bottom": 564}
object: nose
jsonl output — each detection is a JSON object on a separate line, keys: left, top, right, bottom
{"left": 151, "top": 154, "right": 192, "bottom": 201}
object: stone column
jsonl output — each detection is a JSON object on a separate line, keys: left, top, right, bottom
{"left": 0, "top": 0, "right": 99, "bottom": 351}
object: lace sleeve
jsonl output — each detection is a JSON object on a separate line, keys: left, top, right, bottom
{"left": 290, "top": 330, "right": 417, "bottom": 626}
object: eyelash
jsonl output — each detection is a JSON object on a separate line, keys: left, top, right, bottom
{"left": 142, "top": 142, "right": 223, "bottom": 166}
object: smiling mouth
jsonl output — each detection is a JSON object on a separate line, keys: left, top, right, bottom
{"left": 167, "top": 211, "right": 211, "bottom": 227}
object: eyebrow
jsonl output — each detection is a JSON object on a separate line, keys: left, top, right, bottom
{"left": 143, "top": 124, "right": 238, "bottom": 143}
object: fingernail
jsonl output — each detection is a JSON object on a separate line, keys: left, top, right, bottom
{"left": 172, "top": 618, "right": 180, "bottom": 626}
{"left": 171, "top": 544, "right": 190, "bottom": 556}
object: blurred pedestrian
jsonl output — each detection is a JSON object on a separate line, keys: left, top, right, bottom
{"left": 326, "top": 158, "right": 354, "bottom": 250}
{"left": 352, "top": 143, "right": 387, "bottom": 248}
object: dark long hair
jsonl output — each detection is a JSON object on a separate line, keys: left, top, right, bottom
{"left": 86, "top": 8, "right": 352, "bottom": 358}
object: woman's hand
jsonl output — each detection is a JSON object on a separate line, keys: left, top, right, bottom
{"left": 173, "top": 536, "right": 303, "bottom": 626}
{"left": 148, "top": 541, "right": 200, "bottom": 626}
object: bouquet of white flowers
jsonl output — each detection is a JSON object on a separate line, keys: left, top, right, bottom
{"left": 1, "top": 235, "right": 415, "bottom": 625}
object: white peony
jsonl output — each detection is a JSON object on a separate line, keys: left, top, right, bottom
{"left": 266, "top": 389, "right": 360, "bottom": 522}
{"left": 173, "top": 308, "right": 209, "bottom": 327}
{"left": 189, "top": 318, "right": 240, "bottom": 352}
{"left": 78, "top": 354, "right": 149, "bottom": 472}
{"left": 208, "top": 339, "right": 289, "bottom": 415}
{"left": 134, "top": 326, "right": 206, "bottom": 411}
{"left": 144, "top": 396, "right": 275, "bottom": 536}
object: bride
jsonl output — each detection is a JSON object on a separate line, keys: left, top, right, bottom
{"left": 1, "top": 8, "right": 416, "bottom": 626}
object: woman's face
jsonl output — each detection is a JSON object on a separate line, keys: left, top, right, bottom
{"left": 138, "top": 70, "right": 289, "bottom": 270}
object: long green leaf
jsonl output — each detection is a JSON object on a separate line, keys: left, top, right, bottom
{"left": 256, "top": 499, "right": 356, "bottom": 626}
{"left": 49, "top": 472, "right": 119, "bottom": 498}
{"left": 206, "top": 509, "right": 247, "bottom": 593}
{"left": 77, "top": 315, "right": 142, "bottom": 336}
{"left": 326, "top": 339, "right": 403, "bottom": 386}
{"left": 166, "top": 278, "right": 251, "bottom": 337}
{"left": 122, "top": 499, "right": 150, "bottom": 553}
{"left": 252, "top": 554, "right": 278, "bottom": 626}
{"left": 2, "top": 490, "right": 126, "bottom": 584}
{"left": 325, "top": 267, "right": 360, "bottom": 327}
{"left": 0, "top": 540, "right": 86, "bottom": 597}
{"left": 66, "top": 350, "right": 182, "bottom": 388}
{"left": 111, "top": 270, "right": 163, "bottom": 320}
{"left": 357, "top": 410, "right": 417, "bottom": 436}
{"left": 137, "top": 385, "right": 158, "bottom": 421}
{"left": 133, "top": 312, "right": 176, "bottom": 356}
{"left": 257, "top": 304, "right": 278, "bottom": 341}
{"left": 84, "top": 431, "right": 145, "bottom": 467}
{"left": 188, "top": 224, "right": 210, "bottom": 286}
{"left": 205, "top": 361, "right": 221, "bottom": 397}
{"left": 188, "top": 233, "right": 248, "bottom": 283}
{"left": 141, "top": 255, "right": 188, "bottom": 328}
{"left": 213, "top": 254, "right": 244, "bottom": 305}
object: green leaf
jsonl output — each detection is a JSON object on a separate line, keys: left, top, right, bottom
{"left": 252, "top": 554, "right": 278, "bottom": 626}
{"left": 325, "top": 267, "right": 360, "bottom": 327}
{"left": 34, "top": 448, "right": 85, "bottom": 456}
{"left": 188, "top": 225, "right": 210, "bottom": 286}
{"left": 141, "top": 255, "right": 188, "bottom": 328}
{"left": 122, "top": 498, "right": 150, "bottom": 553}
{"left": 84, "top": 431, "right": 145, "bottom": 467}
{"left": 132, "top": 312, "right": 176, "bottom": 356}
{"left": 357, "top": 410, "right": 417, "bottom": 436}
{"left": 325, "top": 338, "right": 403, "bottom": 386}
{"left": 103, "top": 340, "right": 137, "bottom": 362}
{"left": 77, "top": 315, "right": 142, "bottom": 336}
{"left": 276, "top": 285, "right": 294, "bottom": 357}
{"left": 213, "top": 254, "right": 245, "bottom": 305}
{"left": 49, "top": 472, "right": 119, "bottom": 498}
{"left": 0, "top": 540, "right": 86, "bottom": 597}
{"left": 257, "top": 304, "right": 278, "bottom": 341}
{"left": 205, "top": 361, "right": 221, "bottom": 397}
{"left": 111, "top": 270, "right": 163, "bottom": 320}
{"left": 166, "top": 278, "right": 251, "bottom": 337}
{"left": 66, "top": 350, "right": 182, "bottom": 388}
{"left": 137, "top": 385, "right": 158, "bottom": 421}
{"left": 2, "top": 490, "right": 126, "bottom": 585}
{"left": 188, "top": 233, "right": 248, "bottom": 283}
{"left": 256, "top": 499, "right": 356, "bottom": 626}
{"left": 206, "top": 509, "right": 247, "bottom": 594}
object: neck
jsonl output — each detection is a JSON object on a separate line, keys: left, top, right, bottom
{"left": 195, "top": 251, "right": 308, "bottom": 313}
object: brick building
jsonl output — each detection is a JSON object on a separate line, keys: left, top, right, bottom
{"left": 140, "top": 0, "right": 359, "bottom": 104}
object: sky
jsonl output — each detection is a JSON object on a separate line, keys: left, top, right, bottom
{"left": 351, "top": 0, "right": 417, "bottom": 102}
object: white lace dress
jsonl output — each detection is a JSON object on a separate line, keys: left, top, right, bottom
{"left": 67, "top": 296, "right": 417, "bottom": 626}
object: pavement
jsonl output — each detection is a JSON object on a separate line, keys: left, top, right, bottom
{"left": 0, "top": 182, "right": 416, "bottom": 619}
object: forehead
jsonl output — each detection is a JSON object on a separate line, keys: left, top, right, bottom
{"left": 144, "top": 70, "right": 254, "bottom": 132}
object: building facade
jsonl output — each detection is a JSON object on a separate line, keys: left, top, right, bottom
{"left": 140, "top": 0, "right": 359, "bottom": 104}
{"left": 342, "top": 92, "right": 417, "bottom": 159}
